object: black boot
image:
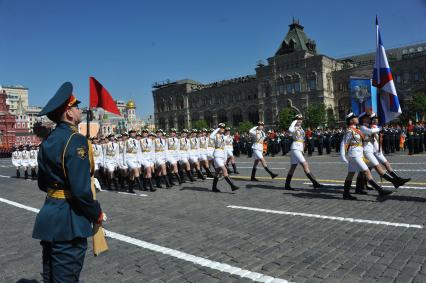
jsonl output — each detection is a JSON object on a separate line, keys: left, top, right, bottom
{"left": 212, "top": 176, "right": 220, "bottom": 192}
{"left": 16, "top": 169, "right": 20, "bottom": 178}
{"left": 306, "top": 172, "right": 323, "bottom": 188}
{"left": 232, "top": 163, "right": 239, "bottom": 174}
{"left": 355, "top": 174, "right": 367, "bottom": 194}
{"left": 113, "top": 176, "right": 119, "bottom": 190}
{"left": 224, "top": 176, "right": 240, "bottom": 191}
{"left": 128, "top": 179, "right": 135, "bottom": 194}
{"left": 265, "top": 167, "right": 278, "bottom": 179}
{"left": 107, "top": 176, "right": 112, "bottom": 190}
{"left": 142, "top": 178, "right": 148, "bottom": 191}
{"left": 389, "top": 171, "right": 410, "bottom": 186}
{"left": 225, "top": 165, "right": 232, "bottom": 174}
{"left": 284, "top": 174, "right": 294, "bottom": 190}
{"left": 196, "top": 169, "right": 206, "bottom": 180}
{"left": 168, "top": 173, "right": 176, "bottom": 186}
{"left": 343, "top": 180, "right": 357, "bottom": 200}
{"left": 31, "top": 169, "right": 36, "bottom": 180}
{"left": 382, "top": 172, "right": 402, "bottom": 189}
{"left": 24, "top": 169, "right": 28, "bottom": 179}
{"left": 155, "top": 175, "right": 163, "bottom": 188}
{"left": 162, "top": 175, "right": 171, "bottom": 188}
{"left": 148, "top": 178, "right": 156, "bottom": 192}
{"left": 186, "top": 170, "right": 195, "bottom": 182}
{"left": 368, "top": 179, "right": 393, "bottom": 198}
{"left": 205, "top": 167, "right": 214, "bottom": 178}
{"left": 135, "top": 177, "right": 142, "bottom": 190}
{"left": 251, "top": 167, "right": 259, "bottom": 181}
{"left": 174, "top": 173, "right": 183, "bottom": 184}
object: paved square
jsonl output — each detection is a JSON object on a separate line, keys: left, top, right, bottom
{"left": 1, "top": 152, "right": 426, "bottom": 282}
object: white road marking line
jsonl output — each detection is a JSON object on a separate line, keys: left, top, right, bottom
{"left": 236, "top": 161, "right": 426, "bottom": 165}
{"left": 302, "top": 182, "right": 426, "bottom": 190}
{"left": 395, "top": 169, "right": 426, "bottom": 172}
{"left": 237, "top": 167, "right": 286, "bottom": 170}
{"left": 117, "top": 192, "right": 148, "bottom": 197}
{"left": 227, "top": 205, "right": 423, "bottom": 229}
{"left": 0, "top": 197, "right": 290, "bottom": 283}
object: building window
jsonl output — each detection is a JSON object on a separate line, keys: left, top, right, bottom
{"left": 17, "top": 137, "right": 20, "bottom": 141}
{"left": 309, "top": 79, "right": 316, "bottom": 91}
{"left": 17, "top": 123, "right": 20, "bottom": 128}
{"left": 294, "top": 82, "right": 300, "bottom": 93}
{"left": 286, "top": 84, "right": 292, "bottom": 94}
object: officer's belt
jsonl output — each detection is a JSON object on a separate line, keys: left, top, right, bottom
{"left": 295, "top": 140, "right": 304, "bottom": 143}
{"left": 142, "top": 150, "right": 151, "bottom": 152}
{"left": 47, "top": 189, "right": 72, "bottom": 199}
{"left": 409, "top": 132, "right": 414, "bottom": 135}
{"left": 155, "top": 150, "right": 164, "bottom": 152}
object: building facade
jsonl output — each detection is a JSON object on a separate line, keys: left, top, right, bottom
{"left": 153, "top": 20, "right": 426, "bottom": 130}
{"left": 1, "top": 85, "right": 29, "bottom": 115}
{"left": 0, "top": 89, "right": 16, "bottom": 149}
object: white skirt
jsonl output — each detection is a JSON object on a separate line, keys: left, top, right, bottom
{"left": 252, "top": 149, "right": 263, "bottom": 160}
{"left": 364, "top": 152, "right": 379, "bottom": 167}
{"left": 12, "top": 160, "right": 22, "bottom": 167}
{"left": 126, "top": 157, "right": 140, "bottom": 169}
{"left": 374, "top": 151, "right": 388, "bottom": 164}
{"left": 290, "top": 150, "right": 306, "bottom": 165}
{"left": 348, "top": 156, "right": 369, "bottom": 173}
{"left": 214, "top": 156, "right": 226, "bottom": 168}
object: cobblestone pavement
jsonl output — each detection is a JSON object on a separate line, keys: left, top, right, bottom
{"left": 1, "top": 152, "right": 426, "bottom": 283}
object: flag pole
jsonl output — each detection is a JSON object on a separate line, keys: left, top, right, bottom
{"left": 86, "top": 107, "right": 91, "bottom": 139}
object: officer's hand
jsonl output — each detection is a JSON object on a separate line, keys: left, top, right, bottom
{"left": 96, "top": 212, "right": 107, "bottom": 224}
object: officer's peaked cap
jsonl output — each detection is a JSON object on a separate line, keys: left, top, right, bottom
{"left": 38, "top": 82, "right": 81, "bottom": 119}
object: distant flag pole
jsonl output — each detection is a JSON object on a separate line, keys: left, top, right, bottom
{"left": 372, "top": 15, "right": 402, "bottom": 125}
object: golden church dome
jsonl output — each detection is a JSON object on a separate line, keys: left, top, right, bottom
{"left": 126, "top": 100, "right": 136, "bottom": 109}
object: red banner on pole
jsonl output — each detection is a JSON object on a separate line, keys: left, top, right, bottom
{"left": 89, "top": 77, "right": 121, "bottom": 116}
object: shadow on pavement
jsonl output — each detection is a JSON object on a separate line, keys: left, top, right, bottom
{"left": 16, "top": 279, "right": 39, "bottom": 283}
{"left": 179, "top": 186, "right": 235, "bottom": 194}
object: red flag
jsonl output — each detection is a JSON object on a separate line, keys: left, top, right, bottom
{"left": 89, "top": 77, "right": 121, "bottom": 116}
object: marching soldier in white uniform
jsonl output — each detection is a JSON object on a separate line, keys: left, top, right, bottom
{"left": 91, "top": 137, "right": 104, "bottom": 183}
{"left": 12, "top": 146, "right": 22, "bottom": 178}
{"left": 104, "top": 134, "right": 120, "bottom": 189}
{"left": 206, "top": 128, "right": 216, "bottom": 170}
{"left": 224, "top": 127, "right": 239, "bottom": 174}
{"left": 179, "top": 129, "right": 196, "bottom": 182}
{"left": 354, "top": 112, "right": 408, "bottom": 194}
{"left": 210, "top": 123, "right": 239, "bottom": 192}
{"left": 285, "top": 114, "right": 323, "bottom": 190}
{"left": 117, "top": 133, "right": 129, "bottom": 190}
{"left": 370, "top": 113, "right": 410, "bottom": 184}
{"left": 29, "top": 144, "right": 38, "bottom": 179}
{"left": 139, "top": 129, "right": 156, "bottom": 191}
{"left": 21, "top": 145, "right": 31, "bottom": 179}
{"left": 125, "top": 129, "right": 141, "bottom": 193}
{"left": 154, "top": 129, "right": 171, "bottom": 188}
{"left": 166, "top": 128, "right": 183, "bottom": 185}
{"left": 249, "top": 122, "right": 278, "bottom": 181}
{"left": 340, "top": 112, "right": 392, "bottom": 200}
{"left": 189, "top": 129, "right": 205, "bottom": 180}
{"left": 198, "top": 129, "right": 214, "bottom": 178}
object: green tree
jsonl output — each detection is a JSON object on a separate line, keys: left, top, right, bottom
{"left": 305, "top": 103, "right": 326, "bottom": 128}
{"left": 278, "top": 107, "right": 296, "bottom": 130}
{"left": 326, "top": 107, "right": 337, "bottom": 128}
{"left": 238, "top": 121, "right": 254, "bottom": 134}
{"left": 411, "top": 91, "right": 426, "bottom": 118}
{"left": 193, "top": 119, "right": 209, "bottom": 130}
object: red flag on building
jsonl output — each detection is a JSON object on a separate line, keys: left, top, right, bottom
{"left": 89, "top": 77, "right": 121, "bottom": 116}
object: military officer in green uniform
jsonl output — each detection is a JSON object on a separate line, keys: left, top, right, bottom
{"left": 33, "top": 82, "right": 106, "bottom": 282}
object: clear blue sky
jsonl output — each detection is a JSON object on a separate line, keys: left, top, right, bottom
{"left": 1, "top": 0, "right": 425, "bottom": 118}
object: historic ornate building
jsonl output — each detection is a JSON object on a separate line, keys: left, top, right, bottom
{"left": 0, "top": 89, "right": 16, "bottom": 149}
{"left": 153, "top": 20, "right": 426, "bottom": 130}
